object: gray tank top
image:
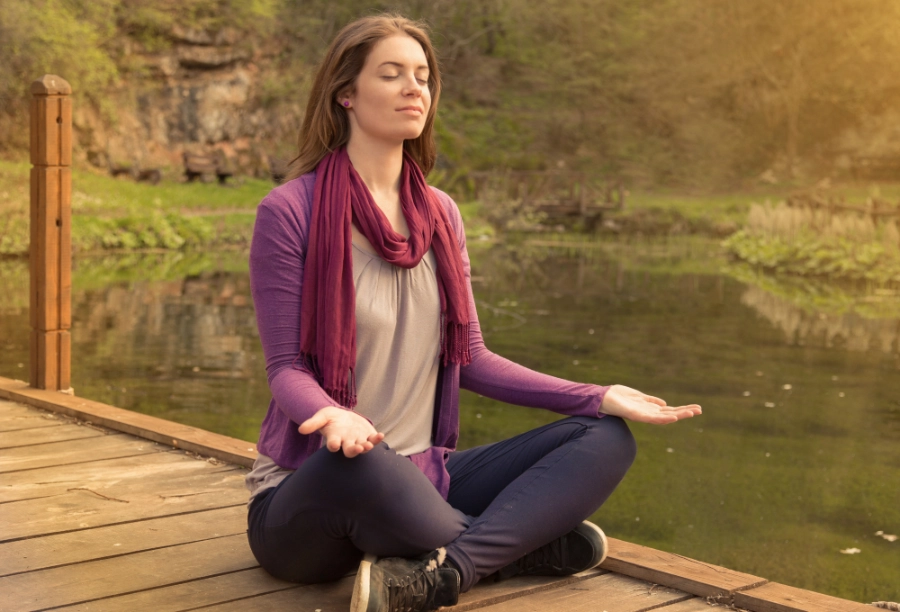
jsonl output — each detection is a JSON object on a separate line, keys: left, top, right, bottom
{"left": 245, "top": 243, "right": 441, "bottom": 499}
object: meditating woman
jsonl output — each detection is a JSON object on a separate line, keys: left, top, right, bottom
{"left": 245, "top": 14, "right": 701, "bottom": 612}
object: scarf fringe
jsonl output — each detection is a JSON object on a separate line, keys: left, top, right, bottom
{"left": 441, "top": 319, "right": 471, "bottom": 366}
{"left": 294, "top": 352, "right": 358, "bottom": 408}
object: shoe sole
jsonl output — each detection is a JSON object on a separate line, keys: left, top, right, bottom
{"left": 350, "top": 554, "right": 376, "bottom": 612}
{"left": 579, "top": 521, "right": 609, "bottom": 568}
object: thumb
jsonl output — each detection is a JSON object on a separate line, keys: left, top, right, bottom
{"left": 298, "top": 413, "right": 329, "bottom": 435}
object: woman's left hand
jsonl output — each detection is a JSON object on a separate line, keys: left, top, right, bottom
{"left": 600, "top": 384, "right": 701, "bottom": 424}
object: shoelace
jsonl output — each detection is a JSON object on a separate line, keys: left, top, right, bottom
{"left": 386, "top": 564, "right": 437, "bottom": 612}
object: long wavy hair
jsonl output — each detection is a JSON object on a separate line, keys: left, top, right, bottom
{"left": 284, "top": 14, "right": 442, "bottom": 181}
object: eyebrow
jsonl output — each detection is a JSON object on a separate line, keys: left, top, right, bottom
{"left": 377, "top": 61, "right": 429, "bottom": 71}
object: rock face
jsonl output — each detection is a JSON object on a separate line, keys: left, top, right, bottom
{"left": 76, "top": 26, "right": 294, "bottom": 180}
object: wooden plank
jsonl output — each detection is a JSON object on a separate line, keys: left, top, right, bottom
{"left": 0, "top": 433, "right": 163, "bottom": 474}
{"left": 0, "top": 377, "right": 257, "bottom": 467}
{"left": 51, "top": 568, "right": 296, "bottom": 612}
{"left": 600, "top": 537, "right": 767, "bottom": 598}
{"left": 0, "top": 410, "right": 62, "bottom": 432}
{"left": 0, "top": 533, "right": 256, "bottom": 611}
{"left": 0, "top": 400, "right": 66, "bottom": 420}
{"left": 196, "top": 577, "right": 352, "bottom": 612}
{"left": 733, "top": 582, "right": 874, "bottom": 612}
{"left": 455, "top": 568, "right": 606, "bottom": 611}
{"left": 0, "top": 504, "right": 247, "bottom": 576}
{"left": 0, "top": 448, "right": 230, "bottom": 500}
{"left": 650, "top": 598, "right": 722, "bottom": 612}
{"left": 0, "top": 422, "right": 102, "bottom": 449}
{"left": 1, "top": 465, "right": 247, "bottom": 541}
{"left": 475, "top": 572, "right": 691, "bottom": 612}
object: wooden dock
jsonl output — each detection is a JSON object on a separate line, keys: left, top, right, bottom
{"left": 0, "top": 378, "right": 877, "bottom": 612}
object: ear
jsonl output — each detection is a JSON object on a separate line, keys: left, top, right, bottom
{"left": 336, "top": 88, "right": 353, "bottom": 108}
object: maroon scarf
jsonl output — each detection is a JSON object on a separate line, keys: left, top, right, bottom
{"left": 298, "top": 147, "right": 470, "bottom": 408}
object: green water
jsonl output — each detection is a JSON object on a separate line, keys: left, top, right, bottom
{"left": 0, "top": 239, "right": 897, "bottom": 602}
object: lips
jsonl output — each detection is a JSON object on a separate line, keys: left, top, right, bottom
{"left": 398, "top": 106, "right": 424, "bottom": 114}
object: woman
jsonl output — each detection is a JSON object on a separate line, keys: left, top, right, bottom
{"left": 246, "top": 14, "right": 701, "bottom": 612}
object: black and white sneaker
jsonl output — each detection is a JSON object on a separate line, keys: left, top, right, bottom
{"left": 496, "top": 520, "right": 608, "bottom": 580}
{"left": 351, "top": 548, "right": 460, "bottom": 612}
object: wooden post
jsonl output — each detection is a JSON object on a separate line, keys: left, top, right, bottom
{"left": 29, "top": 75, "right": 72, "bottom": 392}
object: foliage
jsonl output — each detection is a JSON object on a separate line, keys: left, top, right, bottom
{"left": 723, "top": 230, "right": 900, "bottom": 285}
{"left": 0, "top": 159, "right": 267, "bottom": 254}
{"left": 6, "top": 1, "right": 900, "bottom": 187}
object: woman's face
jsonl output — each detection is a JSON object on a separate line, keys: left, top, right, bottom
{"left": 342, "top": 35, "right": 432, "bottom": 146}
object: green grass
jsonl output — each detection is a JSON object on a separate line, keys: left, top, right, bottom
{"left": 0, "top": 157, "right": 274, "bottom": 254}
{"left": 622, "top": 183, "right": 900, "bottom": 232}
{"left": 6, "top": 153, "right": 900, "bottom": 256}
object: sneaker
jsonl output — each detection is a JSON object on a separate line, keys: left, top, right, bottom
{"left": 350, "top": 548, "right": 460, "bottom": 612}
{"left": 495, "top": 520, "right": 608, "bottom": 580}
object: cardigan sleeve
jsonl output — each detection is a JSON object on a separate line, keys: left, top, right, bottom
{"left": 432, "top": 189, "right": 609, "bottom": 418}
{"left": 249, "top": 187, "right": 344, "bottom": 426}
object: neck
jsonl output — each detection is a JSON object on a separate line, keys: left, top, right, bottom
{"left": 345, "top": 137, "right": 404, "bottom": 197}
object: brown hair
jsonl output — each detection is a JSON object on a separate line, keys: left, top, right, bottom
{"left": 284, "top": 14, "right": 442, "bottom": 181}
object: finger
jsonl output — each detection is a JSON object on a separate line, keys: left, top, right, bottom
{"left": 298, "top": 413, "right": 328, "bottom": 435}
{"left": 659, "top": 403, "right": 701, "bottom": 413}
{"left": 325, "top": 433, "right": 343, "bottom": 452}
{"left": 668, "top": 404, "right": 702, "bottom": 416}
{"left": 343, "top": 441, "right": 363, "bottom": 458}
{"left": 643, "top": 394, "right": 667, "bottom": 406}
{"left": 368, "top": 432, "right": 385, "bottom": 445}
{"left": 643, "top": 413, "right": 679, "bottom": 425}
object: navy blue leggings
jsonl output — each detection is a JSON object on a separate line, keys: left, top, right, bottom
{"left": 247, "top": 415, "right": 636, "bottom": 592}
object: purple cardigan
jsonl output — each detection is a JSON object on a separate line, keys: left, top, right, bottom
{"left": 249, "top": 171, "right": 608, "bottom": 499}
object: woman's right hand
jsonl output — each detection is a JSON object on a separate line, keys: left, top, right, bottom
{"left": 298, "top": 406, "right": 385, "bottom": 458}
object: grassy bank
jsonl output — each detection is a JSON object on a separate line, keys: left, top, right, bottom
{"left": 0, "top": 159, "right": 270, "bottom": 255}
{"left": 722, "top": 201, "right": 900, "bottom": 285}
{"left": 5, "top": 155, "right": 900, "bottom": 260}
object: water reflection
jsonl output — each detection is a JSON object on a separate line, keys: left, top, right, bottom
{"left": 0, "top": 242, "right": 897, "bottom": 602}
{"left": 742, "top": 285, "right": 900, "bottom": 354}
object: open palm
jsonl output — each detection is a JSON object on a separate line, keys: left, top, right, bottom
{"left": 600, "top": 384, "right": 701, "bottom": 424}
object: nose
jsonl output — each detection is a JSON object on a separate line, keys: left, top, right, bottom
{"left": 402, "top": 75, "right": 423, "bottom": 97}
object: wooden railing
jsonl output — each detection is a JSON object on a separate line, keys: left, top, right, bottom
{"left": 29, "top": 75, "right": 72, "bottom": 392}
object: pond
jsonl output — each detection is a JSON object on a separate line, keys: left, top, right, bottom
{"left": 0, "top": 238, "right": 897, "bottom": 603}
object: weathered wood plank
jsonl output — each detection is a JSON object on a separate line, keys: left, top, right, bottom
{"left": 1, "top": 466, "right": 247, "bottom": 541}
{"left": 196, "top": 577, "right": 353, "bottom": 611}
{"left": 0, "top": 422, "right": 102, "bottom": 449}
{"left": 600, "top": 537, "right": 767, "bottom": 598}
{"left": 0, "top": 433, "right": 163, "bottom": 474}
{"left": 454, "top": 568, "right": 606, "bottom": 611}
{"left": 0, "top": 377, "right": 257, "bottom": 467}
{"left": 0, "top": 411, "right": 63, "bottom": 432}
{"left": 0, "top": 534, "right": 256, "bottom": 612}
{"left": 475, "top": 572, "right": 691, "bottom": 612}
{"left": 52, "top": 568, "right": 295, "bottom": 612}
{"left": 0, "top": 400, "right": 59, "bottom": 418}
{"left": 733, "top": 582, "right": 874, "bottom": 612}
{"left": 0, "top": 448, "right": 239, "bottom": 502}
{"left": 651, "top": 598, "right": 722, "bottom": 611}
{"left": 0, "top": 505, "right": 247, "bottom": 576}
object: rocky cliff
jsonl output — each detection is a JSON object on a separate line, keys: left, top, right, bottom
{"left": 75, "top": 24, "right": 297, "bottom": 180}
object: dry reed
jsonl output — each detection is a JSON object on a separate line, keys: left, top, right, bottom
{"left": 746, "top": 200, "right": 899, "bottom": 249}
